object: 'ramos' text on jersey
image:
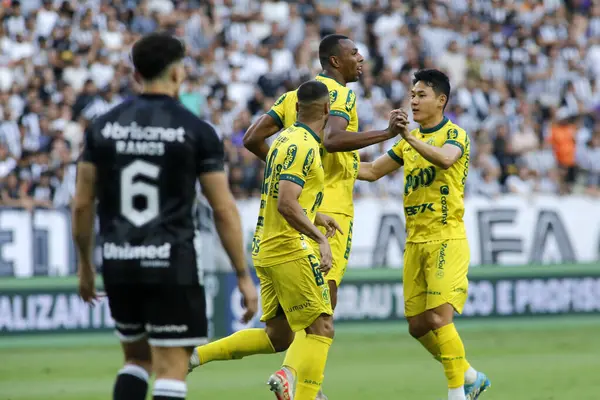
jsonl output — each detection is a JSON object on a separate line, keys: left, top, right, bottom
{"left": 387, "top": 117, "right": 470, "bottom": 243}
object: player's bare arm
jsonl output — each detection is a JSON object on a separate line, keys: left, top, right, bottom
{"left": 357, "top": 152, "right": 403, "bottom": 182}
{"left": 400, "top": 126, "right": 462, "bottom": 170}
{"left": 277, "top": 180, "right": 332, "bottom": 273}
{"left": 72, "top": 161, "right": 98, "bottom": 304}
{"left": 323, "top": 110, "right": 407, "bottom": 153}
{"left": 315, "top": 212, "right": 343, "bottom": 238}
{"left": 200, "top": 171, "right": 258, "bottom": 322}
{"left": 243, "top": 113, "right": 281, "bottom": 161}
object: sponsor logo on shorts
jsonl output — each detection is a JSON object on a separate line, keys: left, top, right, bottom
{"left": 287, "top": 301, "right": 311, "bottom": 313}
{"left": 145, "top": 324, "right": 189, "bottom": 333}
{"left": 437, "top": 242, "right": 447, "bottom": 278}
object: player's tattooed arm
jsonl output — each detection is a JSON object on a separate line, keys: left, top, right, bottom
{"left": 357, "top": 153, "right": 402, "bottom": 182}
{"left": 243, "top": 114, "right": 281, "bottom": 161}
{"left": 323, "top": 110, "right": 407, "bottom": 153}
{"left": 278, "top": 181, "right": 328, "bottom": 244}
{"left": 278, "top": 181, "right": 332, "bottom": 272}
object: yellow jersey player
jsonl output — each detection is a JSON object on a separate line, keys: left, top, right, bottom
{"left": 357, "top": 69, "right": 491, "bottom": 400}
{"left": 243, "top": 34, "right": 404, "bottom": 399}
{"left": 188, "top": 81, "right": 344, "bottom": 400}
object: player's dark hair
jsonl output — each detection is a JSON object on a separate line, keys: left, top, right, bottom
{"left": 413, "top": 69, "right": 451, "bottom": 106}
{"left": 319, "top": 34, "right": 349, "bottom": 68}
{"left": 297, "top": 80, "right": 329, "bottom": 104}
{"left": 131, "top": 33, "right": 186, "bottom": 81}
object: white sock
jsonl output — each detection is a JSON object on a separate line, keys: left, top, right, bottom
{"left": 448, "top": 387, "right": 466, "bottom": 400}
{"left": 153, "top": 379, "right": 187, "bottom": 399}
{"left": 464, "top": 366, "right": 478, "bottom": 385}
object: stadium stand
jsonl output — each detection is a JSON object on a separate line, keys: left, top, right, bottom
{"left": 1, "top": 0, "right": 599, "bottom": 206}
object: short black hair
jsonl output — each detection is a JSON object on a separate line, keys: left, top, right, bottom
{"left": 319, "top": 34, "right": 349, "bottom": 68}
{"left": 297, "top": 80, "right": 329, "bottom": 104}
{"left": 131, "top": 33, "right": 186, "bottom": 81}
{"left": 413, "top": 69, "right": 451, "bottom": 105}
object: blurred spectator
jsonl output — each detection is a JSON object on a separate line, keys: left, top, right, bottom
{"left": 1, "top": 0, "right": 600, "bottom": 206}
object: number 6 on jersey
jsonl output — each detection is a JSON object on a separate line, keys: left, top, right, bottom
{"left": 120, "top": 160, "right": 160, "bottom": 227}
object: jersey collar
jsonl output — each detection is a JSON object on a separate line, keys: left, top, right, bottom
{"left": 294, "top": 122, "right": 321, "bottom": 144}
{"left": 419, "top": 116, "right": 449, "bottom": 134}
{"left": 317, "top": 72, "right": 345, "bottom": 86}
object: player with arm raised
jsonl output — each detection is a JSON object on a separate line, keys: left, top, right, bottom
{"left": 72, "top": 32, "right": 257, "bottom": 400}
{"left": 357, "top": 69, "right": 491, "bottom": 400}
{"left": 188, "top": 81, "right": 341, "bottom": 400}
{"left": 240, "top": 34, "right": 405, "bottom": 399}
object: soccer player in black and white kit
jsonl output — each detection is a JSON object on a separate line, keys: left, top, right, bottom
{"left": 72, "top": 33, "right": 258, "bottom": 400}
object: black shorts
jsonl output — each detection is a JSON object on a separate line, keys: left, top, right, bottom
{"left": 104, "top": 283, "right": 208, "bottom": 348}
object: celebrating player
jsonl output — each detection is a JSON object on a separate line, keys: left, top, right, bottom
{"left": 72, "top": 32, "right": 258, "bottom": 400}
{"left": 188, "top": 80, "right": 342, "bottom": 400}
{"left": 357, "top": 69, "right": 491, "bottom": 400}
{"left": 234, "top": 34, "right": 405, "bottom": 399}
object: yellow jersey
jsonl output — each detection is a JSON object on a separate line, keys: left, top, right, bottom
{"left": 266, "top": 74, "right": 360, "bottom": 217}
{"left": 387, "top": 117, "right": 470, "bottom": 243}
{"left": 251, "top": 122, "right": 325, "bottom": 267}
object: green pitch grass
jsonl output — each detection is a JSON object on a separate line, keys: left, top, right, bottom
{"left": 1, "top": 316, "right": 600, "bottom": 400}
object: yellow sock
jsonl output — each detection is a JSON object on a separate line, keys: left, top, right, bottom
{"left": 196, "top": 328, "right": 275, "bottom": 365}
{"left": 434, "top": 323, "right": 466, "bottom": 389}
{"left": 417, "top": 331, "right": 442, "bottom": 362}
{"left": 294, "top": 334, "right": 332, "bottom": 400}
{"left": 281, "top": 330, "right": 307, "bottom": 375}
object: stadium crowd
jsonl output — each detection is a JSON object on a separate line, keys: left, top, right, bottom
{"left": 1, "top": 0, "right": 600, "bottom": 209}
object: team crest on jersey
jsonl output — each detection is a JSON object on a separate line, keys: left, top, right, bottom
{"left": 427, "top": 139, "right": 435, "bottom": 145}
{"left": 274, "top": 93, "right": 287, "bottom": 106}
{"left": 447, "top": 128, "right": 459, "bottom": 140}
{"left": 303, "top": 148, "right": 315, "bottom": 176}
{"left": 345, "top": 90, "right": 356, "bottom": 112}
{"left": 283, "top": 144, "right": 298, "bottom": 170}
{"left": 329, "top": 90, "right": 338, "bottom": 104}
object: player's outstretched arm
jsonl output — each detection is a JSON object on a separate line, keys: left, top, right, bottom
{"left": 357, "top": 152, "right": 403, "bottom": 182}
{"left": 323, "top": 110, "right": 407, "bottom": 153}
{"left": 243, "top": 114, "right": 281, "bottom": 161}
{"left": 402, "top": 133, "right": 462, "bottom": 170}
{"left": 72, "top": 161, "right": 98, "bottom": 303}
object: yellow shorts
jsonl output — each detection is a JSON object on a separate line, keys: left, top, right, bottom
{"left": 256, "top": 255, "right": 333, "bottom": 332}
{"left": 403, "top": 239, "right": 469, "bottom": 318}
{"left": 314, "top": 212, "right": 353, "bottom": 287}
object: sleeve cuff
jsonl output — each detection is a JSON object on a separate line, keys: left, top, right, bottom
{"left": 387, "top": 150, "right": 404, "bottom": 166}
{"left": 280, "top": 173, "right": 305, "bottom": 188}
{"left": 266, "top": 110, "right": 284, "bottom": 129}
{"left": 444, "top": 140, "right": 465, "bottom": 157}
{"left": 329, "top": 110, "right": 350, "bottom": 122}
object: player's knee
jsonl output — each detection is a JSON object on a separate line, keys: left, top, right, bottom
{"left": 264, "top": 325, "right": 294, "bottom": 352}
{"left": 151, "top": 347, "right": 192, "bottom": 380}
{"left": 306, "top": 314, "right": 335, "bottom": 339}
{"left": 425, "top": 310, "right": 447, "bottom": 330}
{"left": 122, "top": 340, "right": 152, "bottom": 373}
{"left": 407, "top": 317, "right": 428, "bottom": 339}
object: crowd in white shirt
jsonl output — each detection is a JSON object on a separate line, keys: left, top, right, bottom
{"left": 1, "top": 0, "right": 600, "bottom": 209}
